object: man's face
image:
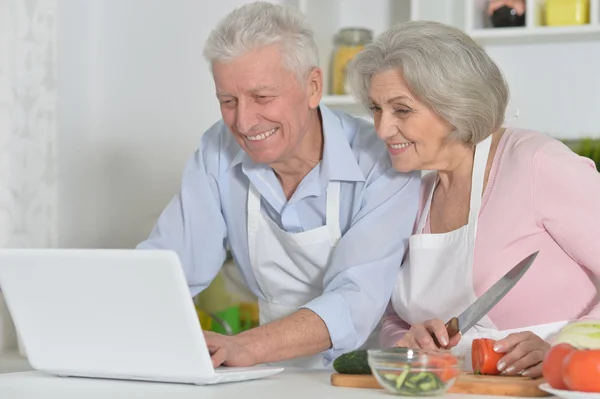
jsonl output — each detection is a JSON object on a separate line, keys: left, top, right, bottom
{"left": 212, "top": 45, "right": 322, "bottom": 165}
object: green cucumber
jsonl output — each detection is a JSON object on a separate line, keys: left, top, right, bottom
{"left": 333, "top": 347, "right": 408, "bottom": 375}
{"left": 332, "top": 350, "right": 370, "bottom": 375}
{"left": 394, "top": 368, "right": 410, "bottom": 390}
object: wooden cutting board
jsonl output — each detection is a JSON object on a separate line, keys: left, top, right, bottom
{"left": 330, "top": 371, "right": 550, "bottom": 397}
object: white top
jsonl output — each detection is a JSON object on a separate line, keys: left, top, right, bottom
{"left": 0, "top": 369, "right": 525, "bottom": 399}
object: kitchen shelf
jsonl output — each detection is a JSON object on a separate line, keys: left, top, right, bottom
{"left": 289, "top": 0, "right": 413, "bottom": 100}
{"left": 469, "top": 24, "right": 600, "bottom": 44}
{"left": 292, "top": 0, "right": 600, "bottom": 49}
{"left": 466, "top": 0, "right": 600, "bottom": 44}
{"left": 290, "top": 0, "right": 600, "bottom": 139}
{"left": 291, "top": 0, "right": 600, "bottom": 102}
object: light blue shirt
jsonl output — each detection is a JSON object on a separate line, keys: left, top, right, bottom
{"left": 137, "top": 105, "right": 420, "bottom": 362}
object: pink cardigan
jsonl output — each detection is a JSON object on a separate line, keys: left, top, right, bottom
{"left": 381, "top": 128, "right": 600, "bottom": 348}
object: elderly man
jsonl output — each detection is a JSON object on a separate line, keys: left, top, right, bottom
{"left": 137, "top": 1, "right": 419, "bottom": 369}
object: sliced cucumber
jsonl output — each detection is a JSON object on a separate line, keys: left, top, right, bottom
{"left": 395, "top": 368, "right": 410, "bottom": 390}
{"left": 378, "top": 370, "right": 445, "bottom": 396}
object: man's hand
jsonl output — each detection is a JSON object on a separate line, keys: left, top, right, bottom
{"left": 204, "top": 308, "right": 331, "bottom": 367}
{"left": 493, "top": 331, "right": 550, "bottom": 378}
{"left": 395, "top": 319, "right": 461, "bottom": 350}
{"left": 204, "top": 331, "right": 258, "bottom": 367}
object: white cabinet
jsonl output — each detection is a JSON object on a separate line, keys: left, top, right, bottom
{"left": 286, "top": 0, "right": 600, "bottom": 139}
{"left": 290, "top": 0, "right": 600, "bottom": 105}
{"left": 285, "top": 0, "right": 413, "bottom": 116}
{"left": 467, "top": 0, "right": 600, "bottom": 42}
{"left": 411, "top": 0, "right": 467, "bottom": 27}
{"left": 287, "top": 0, "right": 439, "bottom": 110}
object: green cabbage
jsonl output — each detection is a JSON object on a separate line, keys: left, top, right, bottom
{"left": 552, "top": 321, "right": 600, "bottom": 349}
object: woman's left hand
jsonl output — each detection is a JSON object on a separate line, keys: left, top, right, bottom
{"left": 492, "top": 331, "right": 550, "bottom": 377}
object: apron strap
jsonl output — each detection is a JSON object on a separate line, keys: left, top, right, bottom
{"left": 416, "top": 135, "right": 493, "bottom": 234}
{"left": 247, "top": 181, "right": 262, "bottom": 212}
{"left": 416, "top": 173, "right": 437, "bottom": 234}
{"left": 467, "top": 135, "right": 492, "bottom": 225}
{"left": 326, "top": 181, "right": 342, "bottom": 245}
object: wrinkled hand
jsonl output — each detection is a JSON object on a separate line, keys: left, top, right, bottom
{"left": 395, "top": 319, "right": 461, "bottom": 350}
{"left": 204, "top": 331, "right": 258, "bottom": 368}
{"left": 493, "top": 331, "right": 550, "bottom": 378}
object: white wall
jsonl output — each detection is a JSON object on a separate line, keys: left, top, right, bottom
{"left": 1, "top": 0, "right": 279, "bottom": 354}
{"left": 57, "top": 0, "right": 279, "bottom": 249}
{"left": 1, "top": 0, "right": 58, "bottom": 352}
{"left": 484, "top": 40, "right": 600, "bottom": 139}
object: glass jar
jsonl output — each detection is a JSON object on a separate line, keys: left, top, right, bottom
{"left": 329, "top": 27, "right": 372, "bottom": 95}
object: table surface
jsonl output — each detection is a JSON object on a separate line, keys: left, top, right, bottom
{"left": 0, "top": 368, "right": 529, "bottom": 399}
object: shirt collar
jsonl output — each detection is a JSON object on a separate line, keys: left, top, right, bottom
{"left": 228, "top": 105, "right": 367, "bottom": 183}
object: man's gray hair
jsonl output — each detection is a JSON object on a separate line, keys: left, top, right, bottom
{"left": 203, "top": 1, "right": 319, "bottom": 83}
{"left": 347, "top": 20, "right": 509, "bottom": 145}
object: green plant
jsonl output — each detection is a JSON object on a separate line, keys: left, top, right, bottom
{"left": 563, "top": 138, "right": 600, "bottom": 169}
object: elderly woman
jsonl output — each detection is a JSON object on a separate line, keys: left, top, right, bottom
{"left": 348, "top": 21, "right": 600, "bottom": 378}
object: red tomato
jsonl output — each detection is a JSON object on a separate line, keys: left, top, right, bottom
{"left": 472, "top": 338, "right": 504, "bottom": 375}
{"left": 563, "top": 349, "right": 600, "bottom": 393}
{"left": 542, "top": 343, "right": 576, "bottom": 390}
{"left": 429, "top": 352, "right": 459, "bottom": 382}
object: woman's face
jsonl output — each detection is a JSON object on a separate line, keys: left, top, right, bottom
{"left": 368, "top": 69, "right": 456, "bottom": 173}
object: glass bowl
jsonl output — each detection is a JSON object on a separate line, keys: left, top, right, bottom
{"left": 368, "top": 348, "right": 463, "bottom": 396}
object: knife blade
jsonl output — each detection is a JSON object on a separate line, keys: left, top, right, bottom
{"left": 432, "top": 250, "right": 539, "bottom": 347}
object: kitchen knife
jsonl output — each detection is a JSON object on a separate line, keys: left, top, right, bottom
{"left": 431, "top": 251, "right": 539, "bottom": 347}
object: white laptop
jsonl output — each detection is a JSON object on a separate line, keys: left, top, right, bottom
{"left": 0, "top": 248, "right": 283, "bottom": 384}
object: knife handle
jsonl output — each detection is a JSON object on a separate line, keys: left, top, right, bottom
{"left": 431, "top": 317, "right": 460, "bottom": 348}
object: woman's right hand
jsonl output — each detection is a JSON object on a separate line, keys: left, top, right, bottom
{"left": 395, "top": 319, "right": 461, "bottom": 350}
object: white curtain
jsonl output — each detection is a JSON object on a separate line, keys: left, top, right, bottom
{"left": 0, "top": 0, "right": 57, "bottom": 352}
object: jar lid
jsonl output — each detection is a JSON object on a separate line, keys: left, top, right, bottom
{"left": 334, "top": 27, "right": 373, "bottom": 45}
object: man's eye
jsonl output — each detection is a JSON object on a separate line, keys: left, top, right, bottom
{"left": 219, "top": 100, "right": 237, "bottom": 109}
{"left": 255, "top": 96, "right": 274, "bottom": 103}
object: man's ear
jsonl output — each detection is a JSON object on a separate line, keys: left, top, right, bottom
{"left": 306, "top": 67, "right": 323, "bottom": 109}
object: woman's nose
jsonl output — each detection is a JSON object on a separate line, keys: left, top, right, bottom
{"left": 375, "top": 112, "right": 398, "bottom": 141}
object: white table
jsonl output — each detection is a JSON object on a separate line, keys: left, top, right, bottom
{"left": 0, "top": 369, "right": 516, "bottom": 399}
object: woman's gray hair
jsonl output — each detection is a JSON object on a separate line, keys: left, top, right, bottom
{"left": 347, "top": 20, "right": 509, "bottom": 145}
{"left": 203, "top": 1, "right": 319, "bottom": 84}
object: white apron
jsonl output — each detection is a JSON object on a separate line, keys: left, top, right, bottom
{"left": 247, "top": 180, "right": 346, "bottom": 369}
{"left": 391, "top": 135, "right": 568, "bottom": 370}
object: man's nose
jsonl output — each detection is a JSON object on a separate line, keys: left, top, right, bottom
{"left": 235, "top": 100, "right": 260, "bottom": 134}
